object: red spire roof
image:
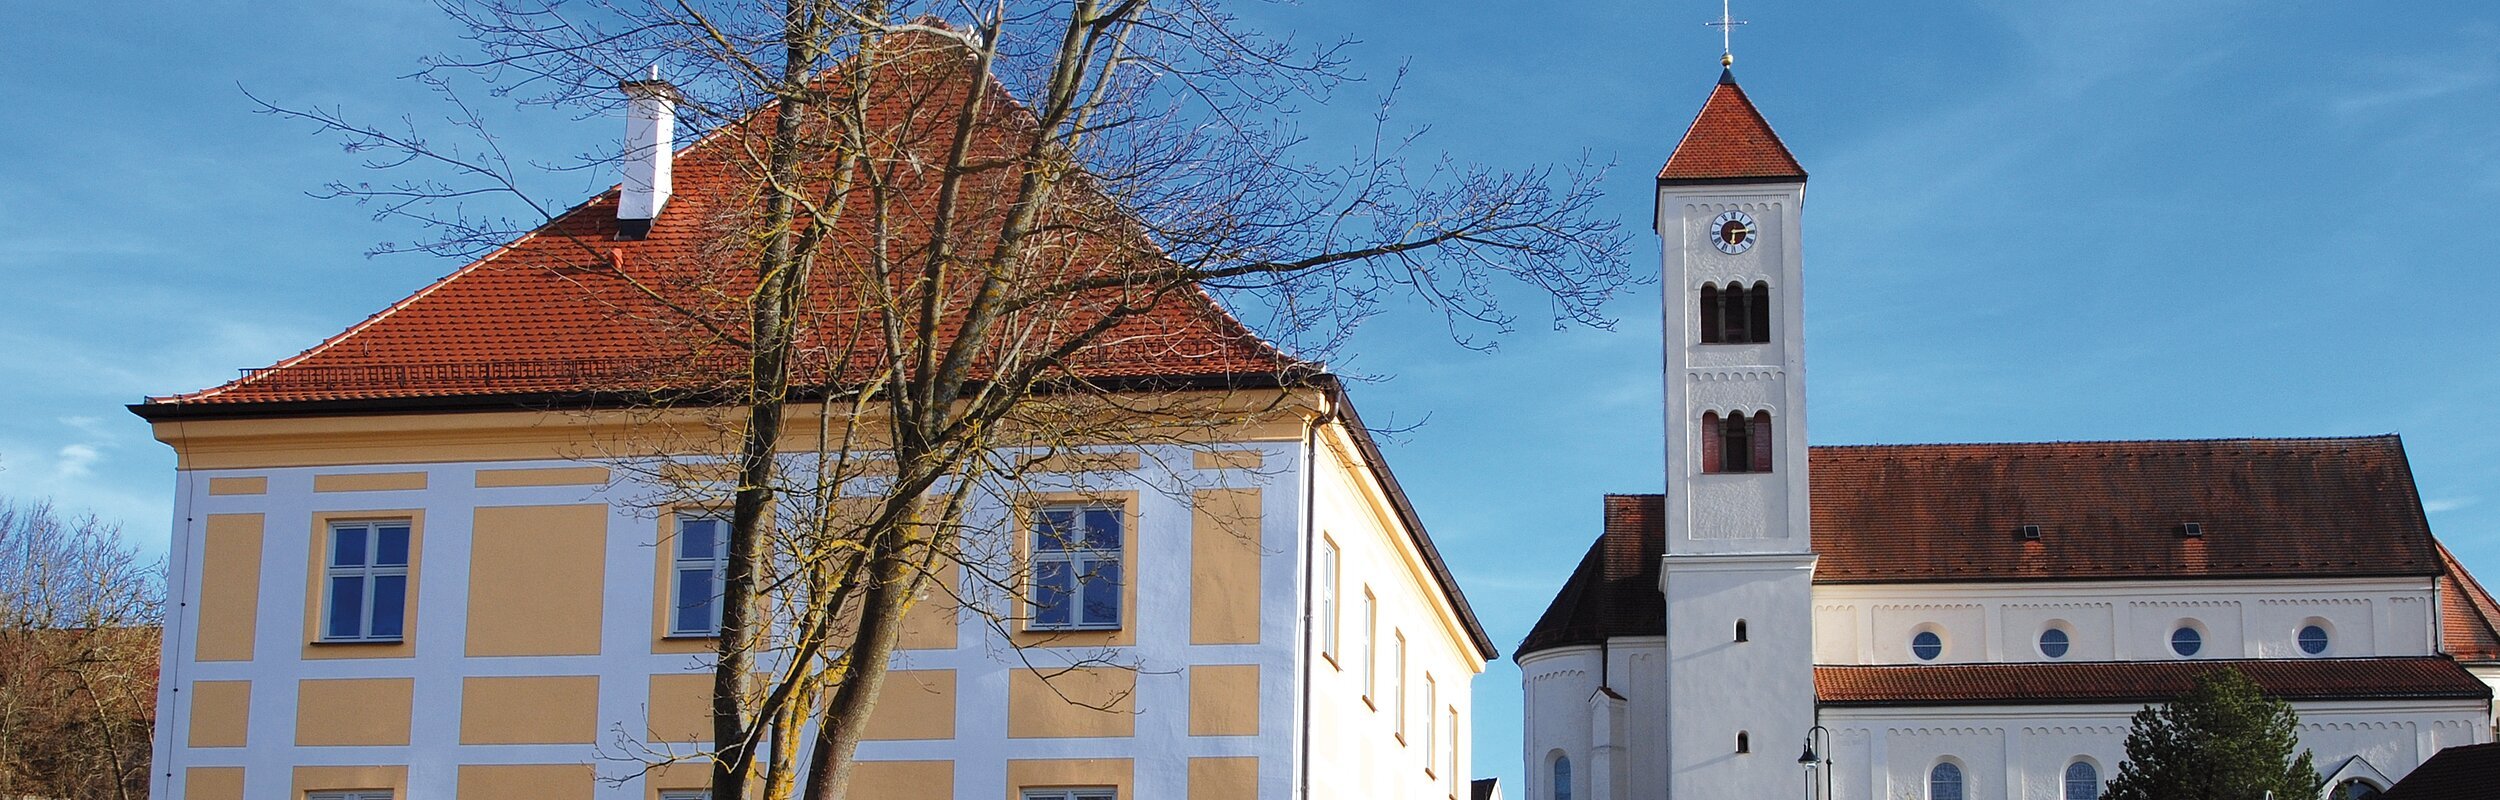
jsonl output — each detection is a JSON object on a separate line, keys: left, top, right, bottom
{"left": 1658, "top": 70, "right": 1805, "bottom": 184}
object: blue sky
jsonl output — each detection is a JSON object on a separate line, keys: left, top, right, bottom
{"left": 5, "top": 1, "right": 2499, "bottom": 792}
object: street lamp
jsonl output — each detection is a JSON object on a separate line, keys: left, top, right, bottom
{"left": 1798, "top": 725, "right": 1833, "bottom": 800}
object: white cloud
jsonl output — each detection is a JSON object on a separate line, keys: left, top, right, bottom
{"left": 54, "top": 443, "right": 100, "bottom": 479}
{"left": 2425, "top": 497, "right": 2482, "bottom": 514}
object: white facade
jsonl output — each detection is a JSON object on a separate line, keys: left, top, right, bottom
{"left": 145, "top": 414, "right": 1486, "bottom": 800}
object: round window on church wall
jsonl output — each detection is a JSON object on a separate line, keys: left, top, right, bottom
{"left": 2171, "top": 626, "right": 2203, "bottom": 657}
{"left": 1911, "top": 630, "right": 1943, "bottom": 661}
{"left": 2039, "top": 627, "right": 2071, "bottom": 659}
{"left": 2299, "top": 624, "right": 2330, "bottom": 655}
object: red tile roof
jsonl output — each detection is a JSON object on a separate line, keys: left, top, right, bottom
{"left": 1658, "top": 71, "right": 1806, "bottom": 184}
{"left": 1517, "top": 495, "right": 1664, "bottom": 655}
{"left": 1812, "top": 436, "right": 2441, "bottom": 583}
{"left": 2438, "top": 542, "right": 2500, "bottom": 661}
{"left": 2385, "top": 742, "right": 2500, "bottom": 800}
{"left": 138, "top": 31, "right": 1295, "bottom": 413}
{"left": 1519, "top": 437, "right": 2454, "bottom": 657}
{"left": 1815, "top": 657, "right": 2490, "bottom": 707}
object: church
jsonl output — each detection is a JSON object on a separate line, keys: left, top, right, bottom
{"left": 1513, "top": 59, "right": 2500, "bottom": 800}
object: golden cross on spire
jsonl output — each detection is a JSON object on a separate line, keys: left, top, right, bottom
{"left": 1706, "top": 0, "right": 1748, "bottom": 67}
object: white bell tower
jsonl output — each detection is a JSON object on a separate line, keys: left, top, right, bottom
{"left": 1654, "top": 58, "right": 1818, "bottom": 800}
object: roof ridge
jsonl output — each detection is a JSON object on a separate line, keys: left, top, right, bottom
{"left": 1810, "top": 434, "right": 2400, "bottom": 451}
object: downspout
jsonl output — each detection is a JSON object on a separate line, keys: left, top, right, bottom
{"left": 1297, "top": 391, "right": 1341, "bottom": 800}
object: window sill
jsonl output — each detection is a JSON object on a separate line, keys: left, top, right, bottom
{"left": 1026, "top": 626, "right": 1126, "bottom": 634}
{"left": 1361, "top": 695, "right": 1376, "bottom": 712}
{"left": 1394, "top": 732, "right": 1407, "bottom": 747}
{"left": 310, "top": 637, "right": 404, "bottom": 646}
{"left": 1321, "top": 652, "right": 1341, "bottom": 671}
{"left": 662, "top": 632, "right": 722, "bottom": 640}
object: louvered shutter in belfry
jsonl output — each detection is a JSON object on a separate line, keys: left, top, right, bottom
{"left": 1750, "top": 412, "right": 1774, "bottom": 472}
{"left": 1700, "top": 412, "right": 1722, "bottom": 473}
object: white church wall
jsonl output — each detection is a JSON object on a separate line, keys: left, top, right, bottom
{"left": 1823, "top": 700, "right": 2489, "bottom": 800}
{"left": 1517, "top": 639, "right": 1672, "bottom": 800}
{"left": 1812, "top": 578, "right": 2439, "bottom": 666}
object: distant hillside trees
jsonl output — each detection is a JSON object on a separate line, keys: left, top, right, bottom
{"left": 0, "top": 500, "right": 162, "bottom": 800}
{"left": 2102, "top": 668, "right": 2323, "bottom": 800}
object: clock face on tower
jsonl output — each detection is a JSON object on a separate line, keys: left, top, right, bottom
{"left": 1711, "top": 210, "right": 1758, "bottom": 255}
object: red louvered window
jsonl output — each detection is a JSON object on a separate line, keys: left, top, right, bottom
{"left": 1701, "top": 410, "right": 1774, "bottom": 474}
{"left": 1700, "top": 411, "right": 1723, "bottom": 472}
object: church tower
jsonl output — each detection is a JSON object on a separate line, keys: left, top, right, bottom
{"left": 1655, "top": 61, "right": 1816, "bottom": 799}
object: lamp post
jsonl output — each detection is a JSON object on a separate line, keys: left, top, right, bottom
{"left": 1797, "top": 725, "right": 1833, "bottom": 800}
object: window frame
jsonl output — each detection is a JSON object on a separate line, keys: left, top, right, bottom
{"left": 2170, "top": 624, "right": 2204, "bottom": 657}
{"left": 1319, "top": 536, "right": 1341, "bottom": 666}
{"left": 667, "top": 510, "right": 731, "bottom": 638}
{"left": 2063, "top": 760, "right": 2101, "bottom": 800}
{"left": 1929, "top": 761, "right": 1965, "bottom": 800}
{"left": 1911, "top": 629, "right": 1944, "bottom": 662}
{"left": 1393, "top": 630, "right": 1409, "bottom": 743}
{"left": 2298, "top": 623, "right": 2331, "bottom": 656}
{"left": 1027, "top": 502, "right": 1126, "bottom": 632}
{"left": 318, "top": 520, "right": 412, "bottom": 643}
{"left": 1020, "top": 789, "right": 1117, "bottom": 800}
{"left": 1700, "top": 410, "right": 1774, "bottom": 474}
{"left": 1361, "top": 588, "right": 1379, "bottom": 708}
{"left": 1423, "top": 673, "right": 1438, "bottom": 775}
{"left": 2039, "top": 626, "right": 2071, "bottom": 659}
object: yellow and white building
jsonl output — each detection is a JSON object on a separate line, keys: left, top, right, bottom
{"left": 136, "top": 38, "right": 1495, "bottom": 800}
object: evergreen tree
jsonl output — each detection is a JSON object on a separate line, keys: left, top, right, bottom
{"left": 2103, "top": 669, "right": 2322, "bottom": 800}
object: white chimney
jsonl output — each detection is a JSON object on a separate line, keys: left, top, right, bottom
{"left": 618, "top": 70, "right": 678, "bottom": 239}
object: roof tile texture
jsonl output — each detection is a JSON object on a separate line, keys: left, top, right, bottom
{"left": 1815, "top": 657, "right": 2490, "bottom": 706}
{"left": 1812, "top": 436, "right": 2441, "bottom": 582}
{"left": 150, "top": 32, "right": 1290, "bottom": 407}
{"left": 1658, "top": 73, "right": 1806, "bottom": 183}
{"left": 1519, "top": 437, "right": 2475, "bottom": 657}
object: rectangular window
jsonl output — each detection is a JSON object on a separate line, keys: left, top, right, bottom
{"left": 1021, "top": 790, "right": 1116, "bottom": 800}
{"left": 1447, "top": 705, "right": 1461, "bottom": 796}
{"left": 1394, "top": 631, "right": 1409, "bottom": 743}
{"left": 1423, "top": 674, "right": 1438, "bottom": 774}
{"left": 1361, "top": 589, "right": 1378, "bottom": 705}
{"left": 1319, "top": 537, "right": 1340, "bottom": 664}
{"left": 320, "top": 520, "right": 411, "bottom": 642}
{"left": 1030, "top": 504, "right": 1123, "bottom": 631}
{"left": 669, "top": 512, "right": 730, "bottom": 637}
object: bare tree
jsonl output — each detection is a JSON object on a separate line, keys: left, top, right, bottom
{"left": 253, "top": 2, "right": 1635, "bottom": 799}
{"left": 0, "top": 500, "right": 163, "bottom": 800}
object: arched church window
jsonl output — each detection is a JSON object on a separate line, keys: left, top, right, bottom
{"left": 2334, "top": 778, "right": 2383, "bottom": 800}
{"left": 1699, "top": 281, "right": 1772, "bottom": 344}
{"left": 1552, "top": 753, "right": 1573, "bottom": 800}
{"left": 2064, "top": 760, "right": 2101, "bottom": 800}
{"left": 1734, "top": 619, "right": 1748, "bottom": 642}
{"left": 1911, "top": 630, "right": 1944, "bottom": 662}
{"left": 1700, "top": 411, "right": 1774, "bottom": 474}
{"left": 1929, "top": 762, "right": 1965, "bottom": 800}
{"left": 1736, "top": 731, "right": 1750, "bottom": 753}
